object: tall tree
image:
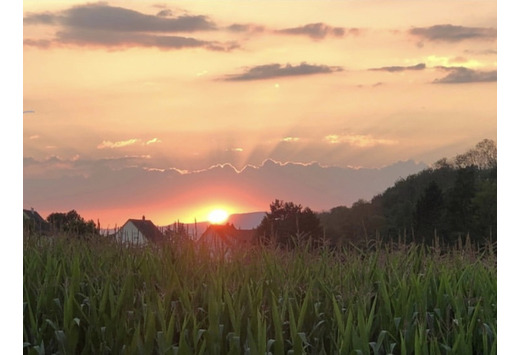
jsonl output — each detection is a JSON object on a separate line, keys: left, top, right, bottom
{"left": 449, "top": 139, "right": 497, "bottom": 170}
{"left": 472, "top": 172, "right": 497, "bottom": 242}
{"left": 446, "top": 167, "right": 477, "bottom": 240}
{"left": 414, "top": 181, "right": 445, "bottom": 243}
{"left": 257, "top": 199, "right": 322, "bottom": 248}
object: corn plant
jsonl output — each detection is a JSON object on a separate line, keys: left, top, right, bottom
{"left": 23, "top": 235, "right": 496, "bottom": 354}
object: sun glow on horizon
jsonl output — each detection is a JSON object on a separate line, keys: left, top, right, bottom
{"left": 207, "top": 209, "right": 229, "bottom": 224}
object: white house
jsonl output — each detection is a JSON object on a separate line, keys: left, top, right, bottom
{"left": 116, "top": 216, "right": 165, "bottom": 246}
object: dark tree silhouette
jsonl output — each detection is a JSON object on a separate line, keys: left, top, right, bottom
{"left": 414, "top": 181, "right": 445, "bottom": 243}
{"left": 47, "top": 210, "right": 98, "bottom": 236}
{"left": 434, "top": 139, "right": 497, "bottom": 170}
{"left": 446, "top": 167, "right": 477, "bottom": 241}
{"left": 257, "top": 199, "right": 322, "bottom": 248}
{"left": 319, "top": 139, "right": 497, "bottom": 247}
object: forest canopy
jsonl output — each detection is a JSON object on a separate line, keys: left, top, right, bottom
{"left": 318, "top": 139, "right": 497, "bottom": 247}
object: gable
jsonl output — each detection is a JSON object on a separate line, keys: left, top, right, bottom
{"left": 23, "top": 209, "right": 50, "bottom": 233}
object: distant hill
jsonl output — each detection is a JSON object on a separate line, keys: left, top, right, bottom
{"left": 227, "top": 211, "right": 266, "bottom": 230}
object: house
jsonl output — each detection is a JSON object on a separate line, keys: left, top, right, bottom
{"left": 197, "top": 223, "right": 256, "bottom": 258}
{"left": 116, "top": 216, "right": 165, "bottom": 246}
{"left": 23, "top": 208, "right": 50, "bottom": 235}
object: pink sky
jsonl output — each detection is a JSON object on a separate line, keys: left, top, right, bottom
{"left": 22, "top": 0, "right": 497, "bottom": 226}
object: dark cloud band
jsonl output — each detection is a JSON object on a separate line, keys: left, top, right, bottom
{"left": 25, "top": 3, "right": 216, "bottom": 32}
{"left": 277, "top": 23, "right": 357, "bottom": 39}
{"left": 222, "top": 62, "right": 343, "bottom": 81}
{"left": 410, "top": 24, "right": 496, "bottom": 42}
{"left": 23, "top": 4, "right": 238, "bottom": 51}
{"left": 433, "top": 67, "right": 497, "bottom": 84}
{"left": 370, "top": 63, "right": 426, "bottom": 72}
{"left": 52, "top": 28, "right": 237, "bottom": 51}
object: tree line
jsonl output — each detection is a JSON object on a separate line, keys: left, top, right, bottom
{"left": 258, "top": 139, "right": 497, "bottom": 249}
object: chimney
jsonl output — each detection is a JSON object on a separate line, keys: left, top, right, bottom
{"left": 142, "top": 215, "right": 145, "bottom": 221}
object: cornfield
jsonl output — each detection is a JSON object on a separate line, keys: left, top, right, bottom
{"left": 23, "top": 236, "right": 496, "bottom": 354}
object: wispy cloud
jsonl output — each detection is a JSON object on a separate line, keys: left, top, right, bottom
{"left": 22, "top": 39, "right": 53, "bottom": 48}
{"left": 369, "top": 63, "right": 426, "bottom": 72}
{"left": 226, "top": 23, "right": 265, "bottom": 33}
{"left": 282, "top": 137, "right": 300, "bottom": 143}
{"left": 277, "top": 23, "right": 357, "bottom": 39}
{"left": 221, "top": 62, "right": 343, "bottom": 81}
{"left": 410, "top": 24, "right": 496, "bottom": 42}
{"left": 97, "top": 138, "right": 164, "bottom": 149}
{"left": 97, "top": 139, "right": 139, "bottom": 149}
{"left": 424, "top": 55, "right": 486, "bottom": 69}
{"left": 226, "top": 147, "right": 244, "bottom": 152}
{"left": 145, "top": 138, "right": 162, "bottom": 145}
{"left": 23, "top": 11, "right": 59, "bottom": 25}
{"left": 464, "top": 49, "right": 497, "bottom": 56}
{"left": 433, "top": 67, "right": 497, "bottom": 84}
{"left": 156, "top": 9, "right": 173, "bottom": 17}
{"left": 325, "top": 134, "right": 398, "bottom": 148}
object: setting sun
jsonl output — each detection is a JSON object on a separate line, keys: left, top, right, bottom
{"left": 208, "top": 209, "right": 229, "bottom": 224}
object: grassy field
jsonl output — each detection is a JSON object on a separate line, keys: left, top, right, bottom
{"left": 23, "top": 236, "right": 496, "bottom": 354}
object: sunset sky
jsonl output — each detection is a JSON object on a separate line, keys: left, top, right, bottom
{"left": 22, "top": 0, "right": 498, "bottom": 227}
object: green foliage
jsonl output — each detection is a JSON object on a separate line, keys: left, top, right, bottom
{"left": 24, "top": 236, "right": 496, "bottom": 354}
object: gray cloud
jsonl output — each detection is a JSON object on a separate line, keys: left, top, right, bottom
{"left": 277, "top": 23, "right": 358, "bottom": 39}
{"left": 464, "top": 49, "right": 497, "bottom": 55}
{"left": 410, "top": 24, "right": 496, "bottom": 42}
{"left": 23, "top": 11, "right": 61, "bottom": 25}
{"left": 370, "top": 63, "right": 426, "bottom": 72}
{"left": 23, "top": 39, "right": 53, "bottom": 48}
{"left": 156, "top": 9, "right": 173, "bottom": 17}
{"left": 226, "top": 23, "right": 265, "bottom": 33}
{"left": 52, "top": 28, "right": 238, "bottom": 51}
{"left": 61, "top": 3, "right": 215, "bottom": 32}
{"left": 433, "top": 67, "right": 497, "bottom": 84}
{"left": 23, "top": 3, "right": 236, "bottom": 51}
{"left": 222, "top": 62, "right": 343, "bottom": 81}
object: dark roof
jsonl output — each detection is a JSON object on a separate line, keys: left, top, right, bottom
{"left": 200, "top": 224, "right": 256, "bottom": 245}
{"left": 127, "top": 219, "right": 165, "bottom": 243}
{"left": 23, "top": 209, "right": 47, "bottom": 224}
{"left": 23, "top": 209, "right": 50, "bottom": 232}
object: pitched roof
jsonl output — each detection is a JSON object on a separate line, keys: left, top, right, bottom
{"left": 23, "top": 209, "right": 47, "bottom": 224}
{"left": 127, "top": 218, "right": 165, "bottom": 243}
{"left": 23, "top": 209, "right": 50, "bottom": 232}
{"left": 199, "top": 224, "right": 256, "bottom": 246}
